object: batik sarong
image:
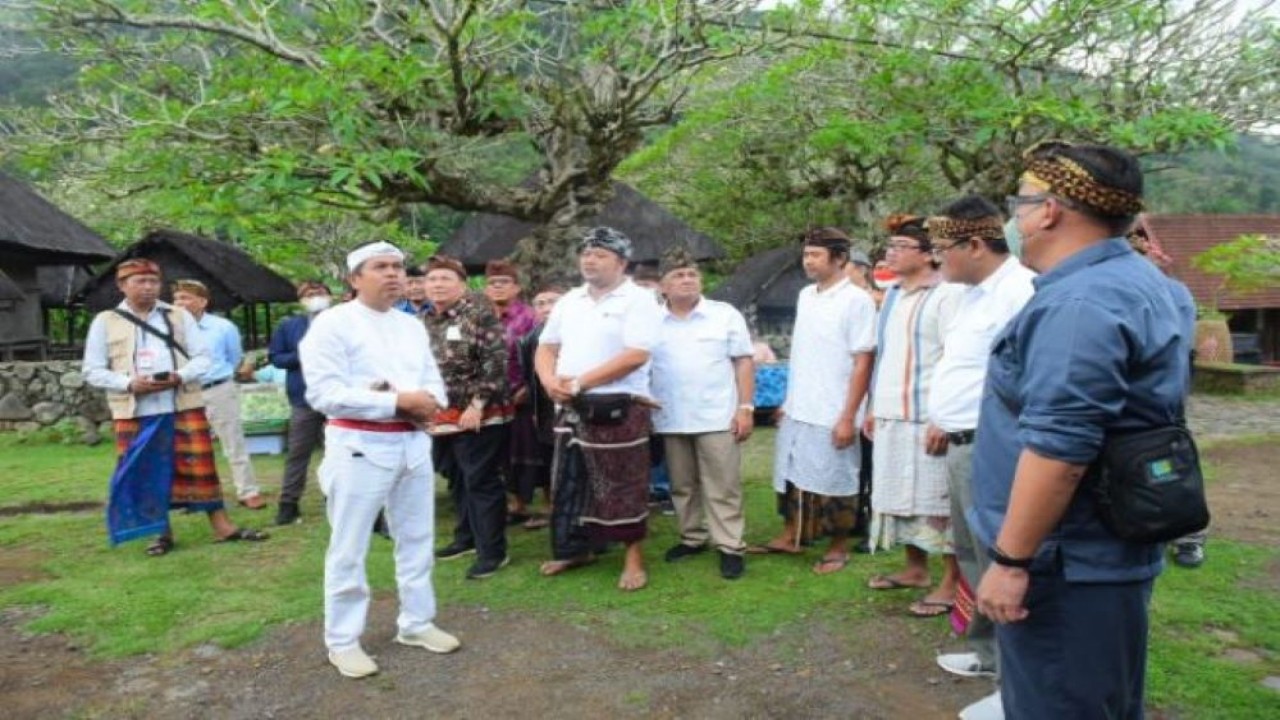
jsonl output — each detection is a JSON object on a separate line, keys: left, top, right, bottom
{"left": 108, "top": 408, "right": 225, "bottom": 545}
{"left": 551, "top": 401, "right": 651, "bottom": 545}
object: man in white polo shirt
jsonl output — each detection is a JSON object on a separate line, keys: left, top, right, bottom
{"left": 755, "top": 228, "right": 876, "bottom": 575}
{"left": 300, "top": 241, "right": 459, "bottom": 679}
{"left": 650, "top": 247, "right": 755, "bottom": 580}
{"left": 926, "top": 195, "right": 1036, "bottom": 719}
{"left": 535, "top": 227, "right": 663, "bottom": 592}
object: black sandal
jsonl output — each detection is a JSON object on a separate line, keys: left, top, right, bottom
{"left": 215, "top": 527, "right": 270, "bottom": 543}
{"left": 145, "top": 536, "right": 174, "bottom": 557}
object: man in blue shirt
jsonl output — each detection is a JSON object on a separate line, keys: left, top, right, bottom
{"left": 172, "top": 279, "right": 264, "bottom": 509}
{"left": 971, "top": 141, "right": 1193, "bottom": 719}
{"left": 268, "top": 280, "right": 333, "bottom": 525}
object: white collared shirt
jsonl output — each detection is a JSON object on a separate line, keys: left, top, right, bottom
{"left": 650, "top": 297, "right": 753, "bottom": 434}
{"left": 83, "top": 301, "right": 212, "bottom": 418}
{"left": 783, "top": 278, "right": 877, "bottom": 428}
{"left": 300, "top": 299, "right": 446, "bottom": 421}
{"left": 540, "top": 279, "right": 662, "bottom": 397}
{"left": 928, "top": 257, "right": 1037, "bottom": 432}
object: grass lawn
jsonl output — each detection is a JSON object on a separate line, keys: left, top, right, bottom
{"left": 1, "top": 428, "right": 1277, "bottom": 717}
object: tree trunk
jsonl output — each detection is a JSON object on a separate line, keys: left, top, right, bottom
{"left": 513, "top": 182, "right": 616, "bottom": 289}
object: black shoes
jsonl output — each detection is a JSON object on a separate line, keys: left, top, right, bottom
{"left": 435, "top": 542, "right": 477, "bottom": 561}
{"left": 664, "top": 543, "right": 708, "bottom": 562}
{"left": 466, "top": 555, "right": 510, "bottom": 580}
{"left": 274, "top": 501, "right": 300, "bottom": 526}
{"left": 719, "top": 551, "right": 745, "bottom": 580}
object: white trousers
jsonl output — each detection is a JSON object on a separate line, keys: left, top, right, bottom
{"left": 321, "top": 426, "right": 437, "bottom": 651}
{"left": 202, "top": 381, "right": 260, "bottom": 499}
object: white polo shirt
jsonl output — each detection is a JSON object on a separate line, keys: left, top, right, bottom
{"left": 928, "top": 257, "right": 1037, "bottom": 432}
{"left": 783, "top": 278, "right": 877, "bottom": 428}
{"left": 541, "top": 279, "right": 662, "bottom": 397}
{"left": 650, "top": 297, "right": 753, "bottom": 434}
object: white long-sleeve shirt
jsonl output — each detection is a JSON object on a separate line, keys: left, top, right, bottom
{"left": 300, "top": 299, "right": 446, "bottom": 421}
{"left": 83, "top": 300, "right": 212, "bottom": 418}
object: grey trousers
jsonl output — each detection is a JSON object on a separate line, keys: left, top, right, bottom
{"left": 281, "top": 404, "right": 325, "bottom": 505}
{"left": 947, "top": 441, "right": 997, "bottom": 671}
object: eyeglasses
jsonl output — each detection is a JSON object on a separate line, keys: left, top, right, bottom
{"left": 1006, "top": 194, "right": 1049, "bottom": 217}
{"left": 485, "top": 277, "right": 515, "bottom": 287}
{"left": 885, "top": 241, "right": 923, "bottom": 252}
{"left": 931, "top": 239, "right": 970, "bottom": 256}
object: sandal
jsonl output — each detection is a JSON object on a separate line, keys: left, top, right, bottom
{"left": 215, "top": 527, "right": 270, "bottom": 543}
{"left": 907, "top": 599, "right": 955, "bottom": 618}
{"left": 539, "top": 555, "right": 596, "bottom": 576}
{"left": 145, "top": 536, "right": 174, "bottom": 557}
{"left": 867, "top": 574, "right": 931, "bottom": 590}
{"left": 745, "top": 542, "right": 804, "bottom": 555}
{"left": 812, "top": 553, "right": 850, "bottom": 575}
{"left": 523, "top": 517, "right": 549, "bottom": 530}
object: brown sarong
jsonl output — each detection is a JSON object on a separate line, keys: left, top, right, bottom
{"left": 113, "top": 408, "right": 225, "bottom": 510}
{"left": 554, "top": 401, "right": 651, "bottom": 543}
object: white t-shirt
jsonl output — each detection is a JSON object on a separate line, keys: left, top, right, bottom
{"left": 650, "top": 297, "right": 753, "bottom": 434}
{"left": 783, "top": 278, "right": 877, "bottom": 428}
{"left": 540, "top": 279, "right": 662, "bottom": 397}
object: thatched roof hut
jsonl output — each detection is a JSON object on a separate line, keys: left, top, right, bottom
{"left": 0, "top": 268, "right": 26, "bottom": 303}
{"left": 438, "top": 181, "right": 725, "bottom": 271}
{"left": 76, "top": 229, "right": 298, "bottom": 312}
{"left": 0, "top": 172, "right": 115, "bottom": 265}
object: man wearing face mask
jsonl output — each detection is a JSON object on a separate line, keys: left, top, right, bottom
{"left": 973, "top": 142, "right": 1194, "bottom": 718}
{"left": 268, "top": 280, "right": 334, "bottom": 526}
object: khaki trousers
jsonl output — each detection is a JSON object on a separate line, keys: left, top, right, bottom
{"left": 662, "top": 431, "right": 746, "bottom": 554}
{"left": 202, "top": 381, "right": 260, "bottom": 500}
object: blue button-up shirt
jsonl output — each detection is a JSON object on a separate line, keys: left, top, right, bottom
{"left": 190, "top": 312, "right": 243, "bottom": 385}
{"left": 969, "top": 237, "right": 1194, "bottom": 583}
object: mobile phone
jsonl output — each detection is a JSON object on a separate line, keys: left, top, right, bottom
{"left": 152, "top": 371, "right": 172, "bottom": 381}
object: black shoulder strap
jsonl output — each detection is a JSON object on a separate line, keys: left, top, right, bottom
{"left": 112, "top": 308, "right": 190, "bottom": 360}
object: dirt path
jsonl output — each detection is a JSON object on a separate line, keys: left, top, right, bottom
{"left": 2, "top": 601, "right": 988, "bottom": 719}
{"left": 1200, "top": 440, "right": 1280, "bottom": 548}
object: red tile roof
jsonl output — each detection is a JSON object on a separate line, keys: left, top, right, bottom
{"left": 1138, "top": 214, "right": 1280, "bottom": 311}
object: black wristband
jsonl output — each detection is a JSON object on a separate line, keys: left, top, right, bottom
{"left": 988, "top": 544, "right": 1034, "bottom": 569}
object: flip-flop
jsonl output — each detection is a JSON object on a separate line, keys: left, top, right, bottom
{"left": 539, "top": 555, "right": 596, "bottom": 576}
{"left": 215, "top": 527, "right": 270, "bottom": 543}
{"left": 507, "top": 512, "right": 532, "bottom": 526}
{"left": 145, "top": 536, "right": 174, "bottom": 557}
{"left": 908, "top": 599, "right": 955, "bottom": 618}
{"left": 523, "top": 517, "right": 549, "bottom": 530}
{"left": 812, "top": 554, "right": 850, "bottom": 575}
{"left": 745, "top": 543, "right": 803, "bottom": 555}
{"left": 867, "top": 574, "right": 931, "bottom": 590}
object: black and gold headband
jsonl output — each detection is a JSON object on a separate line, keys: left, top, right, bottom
{"left": 925, "top": 216, "right": 1004, "bottom": 243}
{"left": 1020, "top": 140, "right": 1143, "bottom": 217}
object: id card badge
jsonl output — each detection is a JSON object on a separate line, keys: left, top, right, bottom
{"left": 445, "top": 325, "right": 463, "bottom": 341}
{"left": 136, "top": 347, "right": 159, "bottom": 371}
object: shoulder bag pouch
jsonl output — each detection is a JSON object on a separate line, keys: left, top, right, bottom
{"left": 1088, "top": 425, "right": 1210, "bottom": 544}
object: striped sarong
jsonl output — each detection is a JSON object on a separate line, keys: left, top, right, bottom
{"left": 108, "top": 408, "right": 225, "bottom": 545}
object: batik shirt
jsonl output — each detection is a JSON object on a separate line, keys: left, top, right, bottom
{"left": 423, "top": 292, "right": 512, "bottom": 431}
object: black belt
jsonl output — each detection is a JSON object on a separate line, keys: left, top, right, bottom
{"left": 202, "top": 377, "right": 232, "bottom": 391}
{"left": 946, "top": 429, "right": 976, "bottom": 446}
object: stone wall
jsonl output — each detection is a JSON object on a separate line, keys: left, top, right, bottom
{"left": 0, "top": 361, "right": 111, "bottom": 443}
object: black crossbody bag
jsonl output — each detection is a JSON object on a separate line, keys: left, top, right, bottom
{"left": 572, "top": 393, "right": 633, "bottom": 426}
{"left": 1088, "top": 423, "right": 1210, "bottom": 544}
{"left": 112, "top": 309, "right": 191, "bottom": 360}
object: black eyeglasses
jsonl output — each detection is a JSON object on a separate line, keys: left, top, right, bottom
{"left": 1006, "top": 194, "right": 1049, "bottom": 217}
{"left": 931, "top": 239, "right": 971, "bottom": 256}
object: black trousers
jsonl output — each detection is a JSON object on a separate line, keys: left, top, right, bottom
{"left": 433, "top": 424, "right": 510, "bottom": 562}
{"left": 999, "top": 551, "right": 1154, "bottom": 719}
{"left": 549, "top": 440, "right": 593, "bottom": 561}
{"left": 280, "top": 405, "right": 325, "bottom": 505}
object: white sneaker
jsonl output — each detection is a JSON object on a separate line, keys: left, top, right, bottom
{"left": 328, "top": 646, "right": 378, "bottom": 678}
{"left": 958, "top": 691, "right": 1003, "bottom": 720}
{"left": 937, "top": 651, "right": 997, "bottom": 678}
{"left": 395, "top": 624, "right": 461, "bottom": 654}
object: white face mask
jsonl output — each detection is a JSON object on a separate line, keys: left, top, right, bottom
{"left": 302, "top": 296, "right": 331, "bottom": 313}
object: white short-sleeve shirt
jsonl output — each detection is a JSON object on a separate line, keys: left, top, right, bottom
{"left": 650, "top": 297, "right": 753, "bottom": 434}
{"left": 540, "top": 279, "right": 662, "bottom": 397}
{"left": 783, "top": 278, "right": 877, "bottom": 428}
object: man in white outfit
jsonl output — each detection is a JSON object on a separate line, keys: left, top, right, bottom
{"left": 301, "top": 241, "right": 459, "bottom": 679}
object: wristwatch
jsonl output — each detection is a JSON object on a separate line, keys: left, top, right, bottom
{"left": 987, "top": 544, "right": 1034, "bottom": 569}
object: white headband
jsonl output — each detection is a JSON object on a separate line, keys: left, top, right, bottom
{"left": 346, "top": 241, "right": 405, "bottom": 272}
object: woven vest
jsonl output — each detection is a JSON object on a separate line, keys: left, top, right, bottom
{"left": 100, "top": 308, "right": 205, "bottom": 420}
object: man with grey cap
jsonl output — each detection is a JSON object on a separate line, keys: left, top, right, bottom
{"left": 534, "top": 227, "right": 663, "bottom": 591}
{"left": 300, "top": 241, "right": 459, "bottom": 678}
{"left": 650, "top": 246, "right": 755, "bottom": 580}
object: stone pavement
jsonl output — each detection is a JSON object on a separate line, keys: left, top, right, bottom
{"left": 1186, "top": 394, "right": 1280, "bottom": 441}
